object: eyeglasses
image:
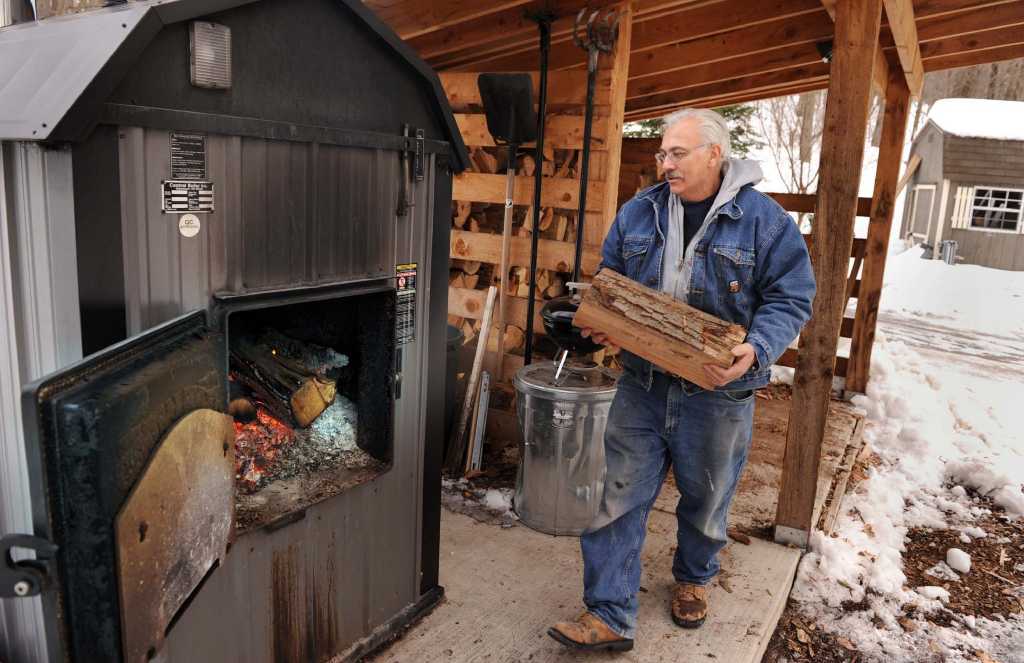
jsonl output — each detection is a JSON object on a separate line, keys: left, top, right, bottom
{"left": 655, "top": 143, "right": 711, "bottom": 165}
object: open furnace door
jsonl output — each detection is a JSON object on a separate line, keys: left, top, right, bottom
{"left": 19, "top": 310, "right": 230, "bottom": 663}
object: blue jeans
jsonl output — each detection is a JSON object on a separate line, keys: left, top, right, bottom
{"left": 581, "top": 372, "right": 755, "bottom": 638}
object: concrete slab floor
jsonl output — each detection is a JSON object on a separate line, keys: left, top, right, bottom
{"left": 375, "top": 509, "right": 801, "bottom": 662}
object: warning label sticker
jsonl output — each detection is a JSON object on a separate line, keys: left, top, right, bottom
{"left": 396, "top": 263, "right": 417, "bottom": 345}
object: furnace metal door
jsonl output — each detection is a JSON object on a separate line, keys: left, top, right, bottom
{"left": 18, "top": 310, "right": 227, "bottom": 663}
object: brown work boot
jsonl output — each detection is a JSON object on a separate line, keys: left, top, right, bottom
{"left": 671, "top": 582, "right": 708, "bottom": 628}
{"left": 547, "top": 612, "right": 634, "bottom": 652}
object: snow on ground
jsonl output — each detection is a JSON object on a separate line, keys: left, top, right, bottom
{"left": 788, "top": 249, "right": 1024, "bottom": 662}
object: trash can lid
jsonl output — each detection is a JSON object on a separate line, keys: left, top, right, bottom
{"left": 514, "top": 361, "right": 618, "bottom": 401}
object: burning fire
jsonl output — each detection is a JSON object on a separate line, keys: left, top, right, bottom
{"left": 234, "top": 406, "right": 295, "bottom": 492}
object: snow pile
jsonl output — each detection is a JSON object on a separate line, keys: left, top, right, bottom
{"left": 946, "top": 548, "right": 971, "bottom": 574}
{"left": 879, "top": 247, "right": 1024, "bottom": 337}
{"left": 926, "top": 98, "right": 1024, "bottom": 142}
{"left": 788, "top": 249, "right": 1024, "bottom": 662}
{"left": 441, "top": 478, "right": 519, "bottom": 528}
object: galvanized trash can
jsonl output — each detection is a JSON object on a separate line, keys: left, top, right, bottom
{"left": 513, "top": 361, "right": 617, "bottom": 536}
{"left": 940, "top": 239, "right": 959, "bottom": 265}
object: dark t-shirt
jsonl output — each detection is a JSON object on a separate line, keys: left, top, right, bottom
{"left": 682, "top": 191, "right": 717, "bottom": 252}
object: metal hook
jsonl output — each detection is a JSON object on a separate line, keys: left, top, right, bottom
{"left": 573, "top": 8, "right": 620, "bottom": 55}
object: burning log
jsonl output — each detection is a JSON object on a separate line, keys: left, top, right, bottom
{"left": 230, "top": 328, "right": 349, "bottom": 428}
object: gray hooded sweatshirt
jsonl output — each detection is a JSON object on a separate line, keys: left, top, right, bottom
{"left": 661, "top": 158, "right": 764, "bottom": 302}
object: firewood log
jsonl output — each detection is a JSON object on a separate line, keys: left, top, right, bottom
{"left": 573, "top": 269, "right": 747, "bottom": 390}
{"left": 518, "top": 154, "right": 535, "bottom": 177}
{"left": 539, "top": 207, "right": 554, "bottom": 231}
{"left": 554, "top": 214, "right": 569, "bottom": 241}
{"left": 230, "top": 329, "right": 348, "bottom": 428}
{"left": 453, "top": 201, "right": 471, "bottom": 228}
{"left": 454, "top": 259, "right": 481, "bottom": 275}
{"left": 486, "top": 325, "right": 524, "bottom": 353}
{"left": 471, "top": 147, "right": 499, "bottom": 174}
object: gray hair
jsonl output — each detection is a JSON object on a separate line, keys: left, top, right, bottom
{"left": 663, "top": 108, "right": 731, "bottom": 160}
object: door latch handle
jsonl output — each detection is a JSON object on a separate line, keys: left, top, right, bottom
{"left": 1, "top": 534, "right": 58, "bottom": 599}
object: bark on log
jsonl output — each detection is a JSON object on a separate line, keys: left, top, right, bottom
{"left": 573, "top": 269, "right": 747, "bottom": 390}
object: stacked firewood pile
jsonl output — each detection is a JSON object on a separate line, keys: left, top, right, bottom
{"left": 447, "top": 144, "right": 585, "bottom": 360}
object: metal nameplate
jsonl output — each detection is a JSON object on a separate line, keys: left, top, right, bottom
{"left": 161, "top": 180, "right": 215, "bottom": 213}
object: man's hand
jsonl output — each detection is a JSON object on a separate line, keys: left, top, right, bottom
{"left": 579, "top": 327, "right": 618, "bottom": 352}
{"left": 702, "top": 343, "right": 757, "bottom": 388}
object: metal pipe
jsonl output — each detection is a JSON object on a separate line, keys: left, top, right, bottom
{"left": 573, "top": 47, "right": 600, "bottom": 284}
{"left": 523, "top": 14, "right": 553, "bottom": 366}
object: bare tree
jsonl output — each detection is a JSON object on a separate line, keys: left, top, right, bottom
{"left": 755, "top": 90, "right": 826, "bottom": 226}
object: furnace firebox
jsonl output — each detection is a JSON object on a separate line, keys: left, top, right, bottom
{"left": 0, "top": 1, "right": 468, "bottom": 661}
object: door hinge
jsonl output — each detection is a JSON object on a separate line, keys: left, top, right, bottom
{"left": 2, "top": 534, "right": 58, "bottom": 599}
{"left": 397, "top": 126, "right": 425, "bottom": 217}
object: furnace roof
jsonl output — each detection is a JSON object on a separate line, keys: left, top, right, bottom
{"left": 0, "top": 0, "right": 468, "bottom": 170}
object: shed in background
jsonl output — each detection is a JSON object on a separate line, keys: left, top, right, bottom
{"left": 901, "top": 98, "right": 1024, "bottom": 270}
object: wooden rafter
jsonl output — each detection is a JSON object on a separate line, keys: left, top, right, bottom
{"left": 882, "top": 0, "right": 924, "bottom": 96}
{"left": 366, "top": 0, "right": 532, "bottom": 40}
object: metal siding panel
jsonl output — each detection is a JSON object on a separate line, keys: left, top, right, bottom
{"left": 264, "top": 140, "right": 292, "bottom": 285}
{"left": 241, "top": 137, "right": 268, "bottom": 288}
{"left": 5, "top": 142, "right": 83, "bottom": 378}
{"left": 0, "top": 141, "right": 50, "bottom": 663}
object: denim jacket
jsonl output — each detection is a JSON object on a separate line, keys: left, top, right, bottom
{"left": 600, "top": 162, "right": 816, "bottom": 391}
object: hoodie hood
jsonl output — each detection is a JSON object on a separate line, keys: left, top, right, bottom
{"left": 662, "top": 157, "right": 764, "bottom": 302}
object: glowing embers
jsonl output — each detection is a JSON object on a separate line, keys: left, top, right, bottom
{"left": 233, "top": 405, "right": 295, "bottom": 492}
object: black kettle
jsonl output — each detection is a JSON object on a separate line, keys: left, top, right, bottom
{"left": 540, "top": 294, "right": 604, "bottom": 355}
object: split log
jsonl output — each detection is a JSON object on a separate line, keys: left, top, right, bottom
{"left": 453, "top": 201, "right": 471, "bottom": 228}
{"left": 573, "top": 269, "right": 747, "bottom": 390}
{"left": 471, "top": 147, "right": 499, "bottom": 174}
{"left": 518, "top": 154, "right": 535, "bottom": 177}
{"left": 553, "top": 214, "right": 569, "bottom": 241}
{"left": 453, "top": 259, "right": 482, "bottom": 276}
{"left": 230, "top": 329, "right": 348, "bottom": 427}
{"left": 539, "top": 207, "right": 554, "bottom": 232}
{"left": 544, "top": 274, "right": 564, "bottom": 299}
{"left": 486, "top": 324, "right": 524, "bottom": 353}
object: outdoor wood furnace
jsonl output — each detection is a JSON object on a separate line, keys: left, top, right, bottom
{"left": 0, "top": 1, "right": 468, "bottom": 661}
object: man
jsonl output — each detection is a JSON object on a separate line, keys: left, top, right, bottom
{"left": 548, "top": 108, "right": 816, "bottom": 652}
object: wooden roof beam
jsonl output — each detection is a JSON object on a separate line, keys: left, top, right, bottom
{"left": 882, "top": 0, "right": 924, "bottom": 97}
{"left": 923, "top": 40, "right": 1024, "bottom": 70}
{"left": 624, "top": 80, "right": 829, "bottom": 121}
{"left": 629, "top": 8, "right": 835, "bottom": 80}
{"left": 627, "top": 62, "right": 830, "bottom": 115}
{"left": 411, "top": 0, "right": 616, "bottom": 62}
{"left": 363, "top": 0, "right": 532, "bottom": 40}
{"left": 917, "top": 23, "right": 1024, "bottom": 61}
{"left": 433, "top": 0, "right": 831, "bottom": 73}
{"left": 626, "top": 41, "right": 826, "bottom": 100}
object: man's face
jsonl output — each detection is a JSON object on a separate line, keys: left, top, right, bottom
{"left": 659, "top": 118, "right": 723, "bottom": 201}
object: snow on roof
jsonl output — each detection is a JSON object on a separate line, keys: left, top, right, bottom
{"left": 926, "top": 98, "right": 1024, "bottom": 142}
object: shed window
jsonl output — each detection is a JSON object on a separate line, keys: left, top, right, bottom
{"left": 970, "top": 188, "right": 1022, "bottom": 231}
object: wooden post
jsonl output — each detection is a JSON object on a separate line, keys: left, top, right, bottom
{"left": 846, "top": 69, "right": 912, "bottom": 393}
{"left": 774, "top": 0, "right": 884, "bottom": 548}
{"left": 598, "top": 1, "right": 633, "bottom": 242}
